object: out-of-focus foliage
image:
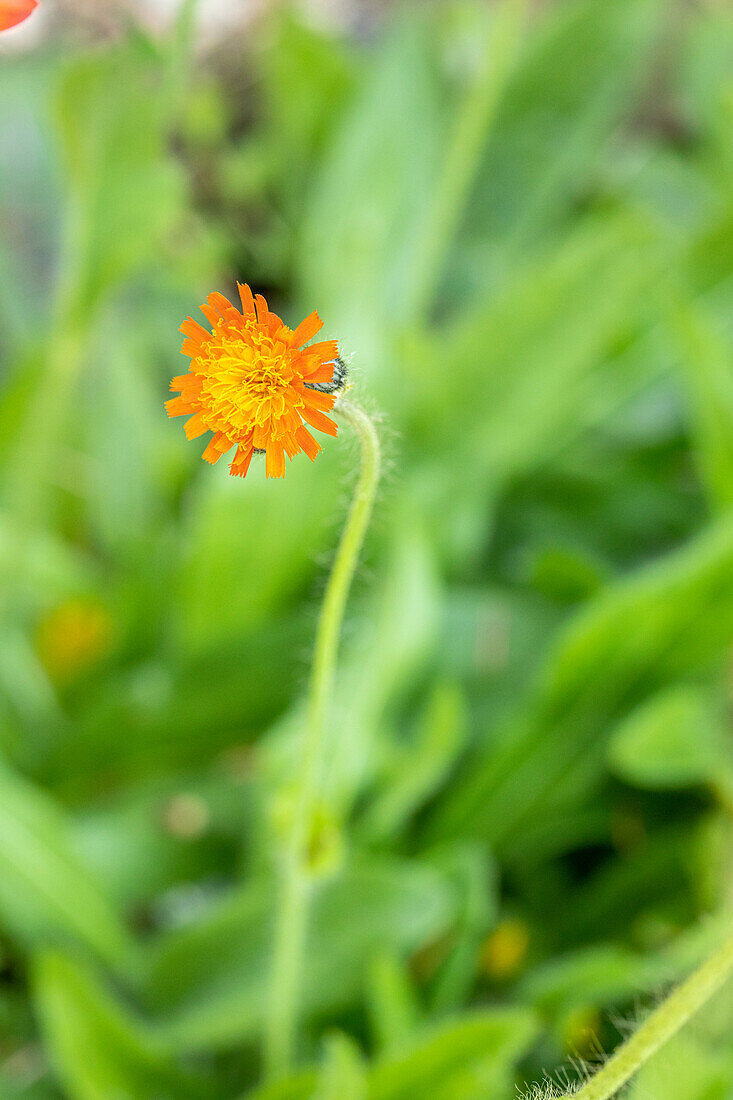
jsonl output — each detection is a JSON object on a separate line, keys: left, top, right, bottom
{"left": 0, "top": 0, "right": 732, "bottom": 1096}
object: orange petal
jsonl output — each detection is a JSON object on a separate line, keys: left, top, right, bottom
{"left": 300, "top": 406, "right": 338, "bottom": 437}
{"left": 184, "top": 411, "right": 209, "bottom": 440}
{"left": 303, "top": 340, "right": 338, "bottom": 360}
{"left": 202, "top": 439, "right": 223, "bottom": 464}
{"left": 230, "top": 445, "right": 254, "bottom": 478}
{"left": 170, "top": 377, "right": 202, "bottom": 402}
{"left": 290, "top": 311, "right": 323, "bottom": 348}
{"left": 213, "top": 432, "right": 233, "bottom": 452}
{"left": 170, "top": 373, "right": 194, "bottom": 392}
{"left": 200, "top": 302, "right": 219, "bottom": 326}
{"left": 254, "top": 294, "right": 270, "bottom": 323}
{"left": 202, "top": 433, "right": 233, "bottom": 464}
{"left": 208, "top": 291, "right": 237, "bottom": 319}
{"left": 300, "top": 387, "right": 337, "bottom": 412}
{"left": 0, "top": 0, "right": 37, "bottom": 32}
{"left": 180, "top": 317, "right": 211, "bottom": 343}
{"left": 165, "top": 396, "right": 196, "bottom": 418}
{"left": 252, "top": 422, "right": 270, "bottom": 450}
{"left": 281, "top": 431, "right": 300, "bottom": 459}
{"left": 238, "top": 283, "right": 255, "bottom": 317}
{"left": 181, "top": 338, "right": 202, "bottom": 358}
{"left": 303, "top": 363, "right": 336, "bottom": 384}
{"left": 268, "top": 314, "right": 288, "bottom": 338}
{"left": 265, "top": 441, "right": 286, "bottom": 479}
{"left": 282, "top": 408, "right": 303, "bottom": 436}
{"left": 295, "top": 424, "right": 321, "bottom": 461}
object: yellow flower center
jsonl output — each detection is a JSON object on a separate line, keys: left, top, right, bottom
{"left": 196, "top": 319, "right": 300, "bottom": 441}
{"left": 167, "top": 284, "right": 340, "bottom": 478}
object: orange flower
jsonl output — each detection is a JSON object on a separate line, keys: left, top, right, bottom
{"left": 0, "top": 0, "right": 37, "bottom": 31}
{"left": 166, "top": 285, "right": 346, "bottom": 479}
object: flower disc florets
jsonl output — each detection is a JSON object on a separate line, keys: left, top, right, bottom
{"left": 166, "top": 284, "right": 345, "bottom": 479}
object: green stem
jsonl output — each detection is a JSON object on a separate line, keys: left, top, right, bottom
{"left": 265, "top": 400, "right": 381, "bottom": 1079}
{"left": 557, "top": 928, "right": 733, "bottom": 1100}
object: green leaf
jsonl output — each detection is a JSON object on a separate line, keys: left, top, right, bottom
{"left": 297, "top": 11, "right": 444, "bottom": 375}
{"left": 519, "top": 943, "right": 644, "bottom": 1019}
{"left": 357, "top": 681, "right": 465, "bottom": 844}
{"left": 245, "top": 1073, "right": 317, "bottom": 1100}
{"left": 0, "top": 518, "right": 92, "bottom": 615}
{"left": 668, "top": 297, "right": 733, "bottom": 510}
{"left": 541, "top": 517, "right": 733, "bottom": 707}
{"left": 368, "top": 1009, "right": 537, "bottom": 1099}
{"left": 427, "top": 844, "right": 497, "bottom": 1015}
{"left": 55, "top": 45, "right": 187, "bottom": 314}
{"left": 312, "top": 1034, "right": 368, "bottom": 1100}
{"left": 400, "top": 212, "right": 669, "bottom": 566}
{"left": 0, "top": 55, "right": 61, "bottom": 349}
{"left": 608, "top": 685, "right": 729, "bottom": 790}
{"left": 245, "top": 1011, "right": 538, "bottom": 1100}
{"left": 263, "top": 14, "right": 354, "bottom": 200}
{"left": 430, "top": 515, "right": 733, "bottom": 859}
{"left": 456, "top": 0, "right": 663, "bottom": 284}
{"left": 558, "top": 825, "right": 700, "bottom": 944}
{"left": 148, "top": 860, "right": 457, "bottom": 1050}
{"left": 33, "top": 951, "right": 214, "bottom": 1100}
{"left": 520, "top": 917, "right": 731, "bottom": 1030}
{"left": 408, "top": 213, "right": 665, "bottom": 468}
{"left": 0, "top": 762, "right": 135, "bottom": 973}
{"left": 366, "top": 954, "right": 421, "bottom": 1056}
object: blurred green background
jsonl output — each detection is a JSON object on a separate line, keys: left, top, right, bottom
{"left": 1, "top": 0, "right": 733, "bottom": 1096}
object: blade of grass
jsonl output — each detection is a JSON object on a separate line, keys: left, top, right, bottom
{"left": 408, "top": 0, "right": 528, "bottom": 320}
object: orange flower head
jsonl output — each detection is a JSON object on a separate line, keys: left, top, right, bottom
{"left": 0, "top": 0, "right": 37, "bottom": 31}
{"left": 166, "top": 285, "right": 346, "bottom": 479}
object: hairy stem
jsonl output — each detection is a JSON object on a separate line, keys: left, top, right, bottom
{"left": 557, "top": 928, "right": 733, "bottom": 1100}
{"left": 265, "top": 400, "right": 381, "bottom": 1079}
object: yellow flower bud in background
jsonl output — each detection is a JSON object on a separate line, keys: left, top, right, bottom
{"left": 481, "top": 918, "right": 530, "bottom": 981}
{"left": 35, "top": 597, "right": 114, "bottom": 683}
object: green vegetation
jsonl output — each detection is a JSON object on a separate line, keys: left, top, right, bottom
{"left": 0, "top": 1, "right": 732, "bottom": 1096}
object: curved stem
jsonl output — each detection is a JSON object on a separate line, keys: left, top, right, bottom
{"left": 265, "top": 400, "right": 381, "bottom": 1079}
{"left": 557, "top": 929, "right": 733, "bottom": 1100}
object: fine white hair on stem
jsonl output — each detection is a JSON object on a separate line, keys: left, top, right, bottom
{"left": 525, "top": 929, "right": 733, "bottom": 1100}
